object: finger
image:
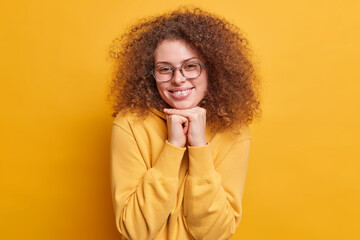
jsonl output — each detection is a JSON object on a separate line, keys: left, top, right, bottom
{"left": 183, "top": 119, "right": 189, "bottom": 134}
{"left": 178, "top": 115, "right": 189, "bottom": 126}
{"left": 172, "top": 114, "right": 188, "bottom": 123}
{"left": 163, "top": 108, "right": 198, "bottom": 118}
{"left": 165, "top": 109, "right": 206, "bottom": 122}
{"left": 164, "top": 107, "right": 206, "bottom": 114}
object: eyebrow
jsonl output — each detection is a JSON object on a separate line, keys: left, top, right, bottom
{"left": 155, "top": 57, "right": 199, "bottom": 66}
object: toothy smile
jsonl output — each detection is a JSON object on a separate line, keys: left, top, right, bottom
{"left": 173, "top": 89, "right": 190, "bottom": 95}
{"left": 169, "top": 88, "right": 194, "bottom": 95}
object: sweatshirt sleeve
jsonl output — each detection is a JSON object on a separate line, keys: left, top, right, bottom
{"left": 183, "top": 130, "right": 251, "bottom": 240}
{"left": 110, "top": 120, "right": 186, "bottom": 240}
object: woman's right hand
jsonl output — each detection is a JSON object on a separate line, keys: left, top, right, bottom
{"left": 166, "top": 114, "right": 188, "bottom": 148}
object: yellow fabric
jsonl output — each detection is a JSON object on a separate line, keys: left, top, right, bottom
{"left": 110, "top": 108, "right": 251, "bottom": 240}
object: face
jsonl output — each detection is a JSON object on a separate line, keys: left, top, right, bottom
{"left": 154, "top": 39, "right": 208, "bottom": 109}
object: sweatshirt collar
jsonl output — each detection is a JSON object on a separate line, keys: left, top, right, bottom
{"left": 150, "top": 107, "right": 166, "bottom": 119}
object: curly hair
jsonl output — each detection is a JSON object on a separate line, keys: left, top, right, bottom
{"left": 107, "top": 6, "right": 261, "bottom": 132}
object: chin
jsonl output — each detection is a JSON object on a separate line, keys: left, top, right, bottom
{"left": 168, "top": 101, "right": 197, "bottom": 110}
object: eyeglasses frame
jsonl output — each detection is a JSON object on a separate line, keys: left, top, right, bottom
{"left": 151, "top": 60, "right": 207, "bottom": 82}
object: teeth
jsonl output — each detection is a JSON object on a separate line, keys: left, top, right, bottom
{"left": 173, "top": 89, "right": 191, "bottom": 95}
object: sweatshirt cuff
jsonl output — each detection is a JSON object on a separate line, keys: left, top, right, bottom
{"left": 187, "top": 144, "right": 217, "bottom": 179}
{"left": 152, "top": 140, "right": 186, "bottom": 180}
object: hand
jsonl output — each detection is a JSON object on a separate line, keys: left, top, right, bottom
{"left": 165, "top": 113, "right": 188, "bottom": 148}
{"left": 164, "top": 107, "right": 207, "bottom": 147}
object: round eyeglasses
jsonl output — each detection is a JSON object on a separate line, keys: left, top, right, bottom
{"left": 151, "top": 60, "right": 207, "bottom": 82}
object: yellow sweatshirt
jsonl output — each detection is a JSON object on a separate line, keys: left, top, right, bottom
{"left": 110, "top": 108, "right": 251, "bottom": 240}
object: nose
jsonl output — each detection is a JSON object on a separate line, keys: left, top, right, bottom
{"left": 172, "top": 68, "right": 186, "bottom": 85}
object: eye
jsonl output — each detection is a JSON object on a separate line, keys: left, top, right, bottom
{"left": 183, "top": 62, "right": 198, "bottom": 70}
{"left": 156, "top": 66, "right": 172, "bottom": 74}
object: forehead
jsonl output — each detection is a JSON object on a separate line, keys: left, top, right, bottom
{"left": 154, "top": 39, "right": 200, "bottom": 64}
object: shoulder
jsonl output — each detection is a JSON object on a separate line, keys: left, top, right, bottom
{"left": 112, "top": 112, "right": 138, "bottom": 134}
{"left": 237, "top": 125, "right": 251, "bottom": 142}
{"left": 209, "top": 124, "right": 251, "bottom": 148}
{"left": 112, "top": 110, "right": 165, "bottom": 133}
{"left": 113, "top": 112, "right": 132, "bottom": 125}
{"left": 214, "top": 124, "right": 251, "bottom": 145}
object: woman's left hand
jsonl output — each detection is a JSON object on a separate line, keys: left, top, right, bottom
{"left": 163, "top": 107, "right": 207, "bottom": 147}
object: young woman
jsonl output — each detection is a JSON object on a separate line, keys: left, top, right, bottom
{"left": 108, "top": 7, "right": 260, "bottom": 240}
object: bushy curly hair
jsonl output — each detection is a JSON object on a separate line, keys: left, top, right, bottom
{"left": 107, "top": 6, "right": 261, "bottom": 132}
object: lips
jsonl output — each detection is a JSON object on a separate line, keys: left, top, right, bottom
{"left": 168, "top": 87, "right": 194, "bottom": 93}
{"left": 168, "top": 87, "right": 194, "bottom": 99}
{"left": 169, "top": 88, "right": 193, "bottom": 95}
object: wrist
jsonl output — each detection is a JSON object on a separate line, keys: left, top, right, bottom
{"left": 168, "top": 139, "right": 185, "bottom": 148}
{"left": 189, "top": 142, "right": 207, "bottom": 147}
{"left": 188, "top": 136, "right": 207, "bottom": 147}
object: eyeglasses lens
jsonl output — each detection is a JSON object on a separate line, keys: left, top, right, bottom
{"left": 154, "top": 61, "right": 201, "bottom": 82}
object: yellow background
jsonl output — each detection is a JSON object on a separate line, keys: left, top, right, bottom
{"left": 1, "top": 0, "right": 359, "bottom": 239}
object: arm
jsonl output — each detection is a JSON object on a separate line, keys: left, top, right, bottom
{"left": 183, "top": 135, "right": 251, "bottom": 240}
{"left": 163, "top": 107, "right": 251, "bottom": 239}
{"left": 110, "top": 120, "right": 186, "bottom": 240}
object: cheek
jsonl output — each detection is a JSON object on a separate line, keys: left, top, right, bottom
{"left": 155, "top": 82, "right": 167, "bottom": 97}
{"left": 155, "top": 82, "right": 162, "bottom": 92}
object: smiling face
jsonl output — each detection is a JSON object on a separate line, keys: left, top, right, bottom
{"left": 154, "top": 39, "right": 208, "bottom": 109}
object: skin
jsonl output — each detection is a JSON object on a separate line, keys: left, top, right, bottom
{"left": 154, "top": 39, "right": 208, "bottom": 148}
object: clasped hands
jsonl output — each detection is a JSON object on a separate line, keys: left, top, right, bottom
{"left": 164, "top": 107, "right": 207, "bottom": 148}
